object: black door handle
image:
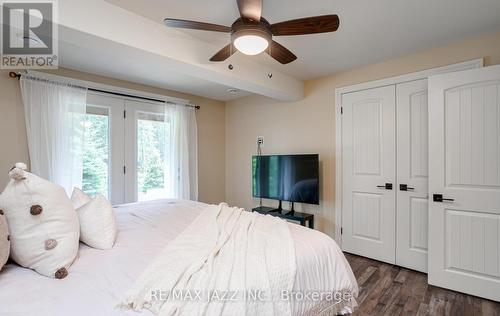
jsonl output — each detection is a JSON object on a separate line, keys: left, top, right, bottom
{"left": 377, "top": 183, "right": 393, "bottom": 190}
{"left": 433, "top": 194, "right": 454, "bottom": 202}
{"left": 400, "top": 184, "right": 415, "bottom": 191}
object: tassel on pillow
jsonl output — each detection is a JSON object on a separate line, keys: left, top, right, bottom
{"left": 8, "top": 162, "right": 27, "bottom": 181}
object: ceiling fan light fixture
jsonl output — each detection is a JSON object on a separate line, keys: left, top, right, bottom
{"left": 164, "top": 0, "right": 340, "bottom": 64}
{"left": 231, "top": 21, "right": 272, "bottom": 56}
{"left": 233, "top": 34, "right": 268, "bottom": 55}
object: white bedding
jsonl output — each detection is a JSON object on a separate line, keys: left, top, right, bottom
{"left": 121, "top": 203, "right": 297, "bottom": 316}
{"left": 0, "top": 200, "right": 358, "bottom": 316}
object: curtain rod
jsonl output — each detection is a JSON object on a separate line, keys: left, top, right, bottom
{"left": 9, "top": 71, "right": 200, "bottom": 110}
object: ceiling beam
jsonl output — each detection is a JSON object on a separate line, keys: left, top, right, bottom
{"left": 58, "top": 0, "right": 304, "bottom": 101}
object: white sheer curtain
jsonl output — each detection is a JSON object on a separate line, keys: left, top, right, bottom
{"left": 20, "top": 75, "right": 87, "bottom": 195}
{"left": 165, "top": 103, "right": 198, "bottom": 200}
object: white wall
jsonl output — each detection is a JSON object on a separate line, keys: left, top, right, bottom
{"left": 225, "top": 31, "right": 500, "bottom": 238}
{"left": 0, "top": 68, "right": 226, "bottom": 204}
{"left": 3, "top": 31, "right": 500, "bottom": 238}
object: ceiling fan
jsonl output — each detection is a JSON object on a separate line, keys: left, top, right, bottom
{"left": 164, "top": 0, "right": 339, "bottom": 64}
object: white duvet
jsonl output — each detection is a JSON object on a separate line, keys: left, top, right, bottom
{"left": 120, "top": 203, "right": 297, "bottom": 315}
{"left": 0, "top": 200, "right": 358, "bottom": 316}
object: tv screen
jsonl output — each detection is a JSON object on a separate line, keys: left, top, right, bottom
{"left": 252, "top": 154, "right": 319, "bottom": 205}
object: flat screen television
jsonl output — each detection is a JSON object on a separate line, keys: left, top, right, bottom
{"left": 252, "top": 154, "right": 319, "bottom": 205}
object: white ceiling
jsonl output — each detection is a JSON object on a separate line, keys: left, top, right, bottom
{"left": 55, "top": 0, "right": 304, "bottom": 102}
{"left": 59, "top": 27, "right": 253, "bottom": 101}
{"left": 105, "top": 0, "right": 500, "bottom": 80}
{"left": 50, "top": 0, "right": 500, "bottom": 101}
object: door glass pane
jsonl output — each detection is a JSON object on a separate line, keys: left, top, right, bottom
{"left": 82, "top": 106, "right": 110, "bottom": 198}
{"left": 137, "top": 112, "right": 170, "bottom": 201}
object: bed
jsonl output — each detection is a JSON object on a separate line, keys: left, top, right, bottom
{"left": 0, "top": 199, "right": 358, "bottom": 315}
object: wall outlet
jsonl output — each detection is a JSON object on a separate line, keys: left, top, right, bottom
{"left": 257, "top": 136, "right": 264, "bottom": 146}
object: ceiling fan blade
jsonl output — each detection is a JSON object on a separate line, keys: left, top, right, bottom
{"left": 237, "top": 0, "right": 262, "bottom": 21}
{"left": 268, "top": 41, "right": 297, "bottom": 64}
{"left": 271, "top": 15, "right": 339, "bottom": 36}
{"left": 164, "top": 18, "right": 231, "bottom": 33}
{"left": 210, "top": 44, "right": 235, "bottom": 62}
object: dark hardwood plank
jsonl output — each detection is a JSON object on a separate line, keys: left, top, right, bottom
{"left": 345, "top": 253, "right": 500, "bottom": 316}
{"left": 481, "top": 300, "right": 500, "bottom": 316}
{"left": 463, "top": 295, "right": 475, "bottom": 316}
{"left": 402, "top": 272, "right": 428, "bottom": 314}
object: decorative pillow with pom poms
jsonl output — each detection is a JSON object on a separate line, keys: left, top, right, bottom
{"left": 0, "top": 208, "right": 9, "bottom": 271}
{"left": 0, "top": 163, "right": 79, "bottom": 278}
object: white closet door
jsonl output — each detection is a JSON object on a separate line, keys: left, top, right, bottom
{"left": 341, "top": 85, "right": 396, "bottom": 264}
{"left": 428, "top": 65, "right": 500, "bottom": 301}
{"left": 396, "top": 79, "right": 429, "bottom": 272}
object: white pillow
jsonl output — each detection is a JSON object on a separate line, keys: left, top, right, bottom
{"left": 0, "top": 163, "right": 79, "bottom": 278}
{"left": 72, "top": 189, "right": 117, "bottom": 250}
{"left": 71, "top": 187, "right": 91, "bottom": 210}
{"left": 0, "top": 209, "right": 10, "bottom": 271}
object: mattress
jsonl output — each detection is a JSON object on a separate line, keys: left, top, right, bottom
{"left": 0, "top": 199, "right": 357, "bottom": 315}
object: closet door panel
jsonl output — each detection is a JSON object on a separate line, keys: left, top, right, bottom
{"left": 428, "top": 65, "right": 500, "bottom": 301}
{"left": 396, "top": 79, "right": 429, "bottom": 272}
{"left": 341, "top": 85, "right": 396, "bottom": 264}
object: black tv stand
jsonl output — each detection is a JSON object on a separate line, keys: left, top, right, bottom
{"left": 252, "top": 204, "right": 314, "bottom": 229}
{"left": 269, "top": 200, "right": 295, "bottom": 215}
{"left": 258, "top": 200, "right": 285, "bottom": 213}
{"left": 277, "top": 200, "right": 283, "bottom": 211}
{"left": 287, "top": 201, "right": 295, "bottom": 215}
{"left": 254, "top": 206, "right": 277, "bottom": 213}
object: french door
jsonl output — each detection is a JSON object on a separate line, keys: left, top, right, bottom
{"left": 124, "top": 100, "right": 171, "bottom": 203}
{"left": 84, "top": 93, "right": 125, "bottom": 205}
{"left": 83, "top": 93, "right": 169, "bottom": 205}
{"left": 428, "top": 65, "right": 500, "bottom": 301}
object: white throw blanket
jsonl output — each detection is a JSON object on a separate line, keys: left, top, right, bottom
{"left": 120, "top": 203, "right": 297, "bottom": 316}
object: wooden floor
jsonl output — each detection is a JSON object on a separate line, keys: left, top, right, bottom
{"left": 344, "top": 253, "right": 500, "bottom": 316}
